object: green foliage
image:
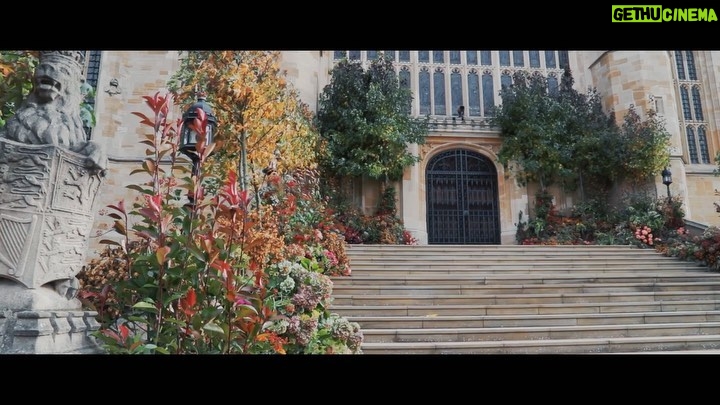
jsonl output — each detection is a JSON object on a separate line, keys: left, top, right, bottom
{"left": 0, "top": 51, "right": 38, "bottom": 127}
{"left": 617, "top": 105, "right": 671, "bottom": 184}
{"left": 492, "top": 71, "right": 572, "bottom": 191}
{"left": 516, "top": 190, "right": 685, "bottom": 248}
{"left": 1, "top": 51, "right": 97, "bottom": 136}
{"left": 493, "top": 69, "right": 671, "bottom": 198}
{"left": 316, "top": 55, "right": 429, "bottom": 182}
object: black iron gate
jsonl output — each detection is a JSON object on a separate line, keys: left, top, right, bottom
{"left": 426, "top": 149, "right": 500, "bottom": 244}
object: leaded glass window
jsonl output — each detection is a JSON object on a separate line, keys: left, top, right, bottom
{"left": 468, "top": 70, "right": 481, "bottom": 116}
{"left": 545, "top": 51, "right": 556, "bottom": 69}
{"left": 687, "top": 126, "right": 698, "bottom": 163}
{"left": 692, "top": 86, "right": 704, "bottom": 121}
{"left": 547, "top": 75, "right": 558, "bottom": 95}
{"left": 559, "top": 51, "right": 569, "bottom": 70}
{"left": 451, "top": 69, "right": 463, "bottom": 115}
{"left": 501, "top": 72, "right": 512, "bottom": 89}
{"left": 450, "top": 51, "right": 461, "bottom": 64}
{"left": 513, "top": 51, "right": 524, "bottom": 67}
{"left": 433, "top": 51, "right": 444, "bottom": 63}
{"left": 400, "top": 67, "right": 411, "bottom": 114}
{"left": 681, "top": 86, "right": 692, "bottom": 120}
{"left": 334, "top": 51, "right": 346, "bottom": 60}
{"left": 467, "top": 51, "right": 478, "bottom": 65}
{"left": 480, "top": 51, "right": 491, "bottom": 66}
{"left": 367, "top": 51, "right": 378, "bottom": 60}
{"left": 419, "top": 68, "right": 431, "bottom": 115}
{"left": 529, "top": 51, "right": 540, "bottom": 68}
{"left": 419, "top": 51, "right": 429, "bottom": 63}
{"left": 399, "top": 51, "right": 410, "bottom": 62}
{"left": 686, "top": 51, "right": 697, "bottom": 80}
{"left": 675, "top": 51, "right": 685, "bottom": 80}
{"left": 434, "top": 68, "right": 446, "bottom": 115}
{"left": 482, "top": 72, "right": 494, "bottom": 116}
{"left": 698, "top": 126, "right": 710, "bottom": 163}
{"left": 499, "top": 51, "right": 510, "bottom": 66}
{"left": 349, "top": 50, "right": 360, "bottom": 60}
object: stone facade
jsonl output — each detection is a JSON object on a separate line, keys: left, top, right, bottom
{"left": 81, "top": 50, "right": 720, "bottom": 255}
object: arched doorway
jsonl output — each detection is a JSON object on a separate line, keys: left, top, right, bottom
{"left": 426, "top": 149, "right": 500, "bottom": 244}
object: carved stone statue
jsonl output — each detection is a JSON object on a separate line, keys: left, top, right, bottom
{"left": 0, "top": 51, "right": 106, "bottom": 353}
{"left": 0, "top": 51, "right": 107, "bottom": 171}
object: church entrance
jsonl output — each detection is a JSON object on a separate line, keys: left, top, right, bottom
{"left": 426, "top": 149, "right": 500, "bottom": 244}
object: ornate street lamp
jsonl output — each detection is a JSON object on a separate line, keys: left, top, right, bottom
{"left": 179, "top": 91, "right": 217, "bottom": 207}
{"left": 180, "top": 92, "right": 217, "bottom": 177}
{"left": 662, "top": 167, "right": 672, "bottom": 202}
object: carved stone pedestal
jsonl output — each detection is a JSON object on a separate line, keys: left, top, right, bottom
{"left": 0, "top": 138, "right": 105, "bottom": 354}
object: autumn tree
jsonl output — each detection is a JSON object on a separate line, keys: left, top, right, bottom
{"left": 315, "top": 55, "right": 428, "bottom": 188}
{"left": 168, "top": 51, "right": 319, "bottom": 193}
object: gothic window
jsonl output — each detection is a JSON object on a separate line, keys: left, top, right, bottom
{"left": 331, "top": 50, "right": 572, "bottom": 119}
{"left": 686, "top": 51, "right": 697, "bottom": 80}
{"left": 545, "top": 51, "right": 556, "bottom": 69}
{"left": 82, "top": 50, "right": 102, "bottom": 139}
{"left": 451, "top": 68, "right": 463, "bottom": 115}
{"left": 419, "top": 67, "right": 431, "bottom": 115}
{"left": 529, "top": 51, "right": 540, "bottom": 68}
{"left": 698, "top": 126, "right": 710, "bottom": 163}
{"left": 83, "top": 51, "right": 102, "bottom": 90}
{"left": 468, "top": 70, "right": 481, "bottom": 116}
{"left": 513, "top": 51, "right": 524, "bottom": 67}
{"left": 467, "top": 51, "right": 478, "bottom": 65}
{"left": 692, "top": 85, "right": 704, "bottom": 121}
{"left": 450, "top": 51, "right": 461, "bottom": 64}
{"left": 482, "top": 72, "right": 494, "bottom": 116}
{"left": 399, "top": 67, "right": 411, "bottom": 114}
{"left": 501, "top": 72, "right": 512, "bottom": 89}
{"left": 499, "top": 51, "right": 510, "bottom": 66}
{"left": 559, "top": 51, "right": 569, "bottom": 70}
{"left": 680, "top": 86, "right": 692, "bottom": 120}
{"left": 687, "top": 126, "right": 698, "bottom": 164}
{"left": 674, "top": 51, "right": 685, "bottom": 80}
{"left": 434, "top": 68, "right": 446, "bottom": 115}
{"left": 675, "top": 51, "right": 711, "bottom": 165}
{"left": 547, "top": 74, "right": 558, "bottom": 95}
{"left": 480, "top": 51, "right": 491, "bottom": 66}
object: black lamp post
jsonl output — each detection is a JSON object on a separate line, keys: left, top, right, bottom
{"left": 662, "top": 167, "right": 672, "bottom": 202}
{"left": 179, "top": 92, "right": 217, "bottom": 206}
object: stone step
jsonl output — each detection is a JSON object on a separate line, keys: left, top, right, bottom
{"left": 330, "top": 299, "right": 720, "bottom": 316}
{"left": 360, "top": 322, "right": 720, "bottom": 343}
{"left": 344, "top": 310, "right": 720, "bottom": 329}
{"left": 358, "top": 334, "right": 720, "bottom": 354}
{"left": 331, "top": 273, "right": 720, "bottom": 285}
{"left": 335, "top": 244, "right": 720, "bottom": 354}
{"left": 332, "top": 290, "right": 720, "bottom": 306}
{"left": 331, "top": 281, "right": 720, "bottom": 295}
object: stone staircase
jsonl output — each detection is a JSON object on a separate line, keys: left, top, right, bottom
{"left": 329, "top": 244, "right": 720, "bottom": 354}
